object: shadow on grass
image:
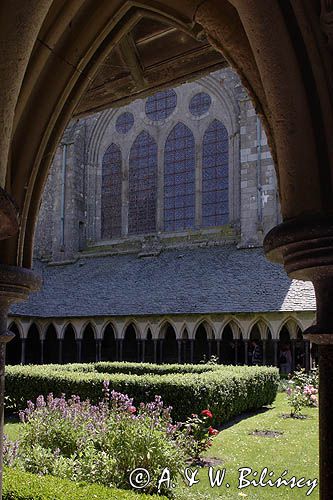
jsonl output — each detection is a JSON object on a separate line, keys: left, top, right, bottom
{"left": 221, "top": 404, "right": 273, "bottom": 430}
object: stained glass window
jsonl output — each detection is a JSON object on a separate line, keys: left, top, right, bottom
{"left": 164, "top": 123, "right": 195, "bottom": 231}
{"left": 202, "top": 119, "right": 229, "bottom": 227}
{"left": 101, "top": 143, "right": 122, "bottom": 239}
{"left": 189, "top": 92, "right": 211, "bottom": 116}
{"left": 129, "top": 131, "right": 157, "bottom": 234}
{"left": 145, "top": 89, "right": 177, "bottom": 121}
{"left": 115, "top": 112, "right": 134, "bottom": 134}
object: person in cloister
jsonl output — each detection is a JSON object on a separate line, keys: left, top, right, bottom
{"left": 279, "top": 343, "right": 292, "bottom": 375}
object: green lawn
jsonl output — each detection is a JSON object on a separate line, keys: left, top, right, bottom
{"left": 4, "top": 392, "right": 319, "bottom": 499}
{"left": 175, "top": 392, "right": 319, "bottom": 499}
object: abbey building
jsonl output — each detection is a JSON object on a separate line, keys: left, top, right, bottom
{"left": 7, "top": 69, "right": 316, "bottom": 369}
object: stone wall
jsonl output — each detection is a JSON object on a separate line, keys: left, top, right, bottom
{"left": 34, "top": 68, "right": 280, "bottom": 262}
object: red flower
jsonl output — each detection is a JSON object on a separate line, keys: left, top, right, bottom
{"left": 128, "top": 406, "right": 136, "bottom": 414}
{"left": 208, "top": 426, "right": 219, "bottom": 436}
{"left": 201, "top": 409, "right": 213, "bottom": 419}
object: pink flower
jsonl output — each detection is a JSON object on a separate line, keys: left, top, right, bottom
{"left": 128, "top": 406, "right": 136, "bottom": 414}
{"left": 201, "top": 409, "right": 213, "bottom": 419}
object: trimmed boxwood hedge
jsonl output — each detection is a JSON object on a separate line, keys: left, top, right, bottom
{"left": 3, "top": 467, "right": 167, "bottom": 500}
{"left": 5, "top": 363, "right": 279, "bottom": 422}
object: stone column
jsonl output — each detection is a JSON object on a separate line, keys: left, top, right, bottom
{"left": 190, "top": 339, "right": 194, "bottom": 364}
{"left": 264, "top": 215, "right": 333, "bottom": 499}
{"left": 216, "top": 339, "right": 221, "bottom": 362}
{"left": 273, "top": 339, "right": 278, "bottom": 367}
{"left": 96, "top": 339, "right": 102, "bottom": 362}
{"left": 159, "top": 339, "right": 164, "bottom": 364}
{"left": 177, "top": 340, "right": 182, "bottom": 364}
{"left": 21, "top": 338, "right": 26, "bottom": 364}
{"left": 0, "top": 263, "right": 41, "bottom": 499}
{"left": 40, "top": 338, "right": 44, "bottom": 364}
{"left": 262, "top": 339, "right": 267, "bottom": 365}
{"left": 76, "top": 338, "right": 82, "bottom": 362}
{"left": 208, "top": 339, "right": 212, "bottom": 359}
{"left": 119, "top": 339, "right": 123, "bottom": 361}
{"left": 234, "top": 339, "right": 238, "bottom": 365}
{"left": 305, "top": 341, "right": 310, "bottom": 372}
{"left": 244, "top": 341, "right": 248, "bottom": 365}
{"left": 141, "top": 339, "right": 145, "bottom": 363}
{"left": 115, "top": 339, "right": 119, "bottom": 361}
{"left": 182, "top": 340, "right": 187, "bottom": 363}
{"left": 58, "top": 338, "right": 63, "bottom": 364}
{"left": 153, "top": 340, "right": 158, "bottom": 364}
{"left": 291, "top": 340, "right": 296, "bottom": 371}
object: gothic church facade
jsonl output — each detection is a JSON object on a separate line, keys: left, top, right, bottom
{"left": 7, "top": 69, "right": 316, "bottom": 369}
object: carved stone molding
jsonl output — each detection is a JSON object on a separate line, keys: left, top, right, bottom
{"left": 264, "top": 214, "right": 333, "bottom": 343}
{"left": 0, "top": 265, "right": 42, "bottom": 313}
{"left": 0, "top": 188, "right": 19, "bottom": 241}
{"left": 321, "top": 0, "right": 333, "bottom": 49}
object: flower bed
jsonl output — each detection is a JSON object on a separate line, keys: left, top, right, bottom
{"left": 6, "top": 363, "right": 279, "bottom": 423}
{"left": 4, "top": 388, "right": 220, "bottom": 496}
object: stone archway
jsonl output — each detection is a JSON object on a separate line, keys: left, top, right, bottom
{"left": 7, "top": 323, "right": 21, "bottom": 365}
{"left": 1, "top": 2, "right": 333, "bottom": 497}
{"left": 44, "top": 324, "right": 58, "bottom": 364}
{"left": 81, "top": 324, "right": 96, "bottom": 363}
{"left": 101, "top": 323, "right": 116, "bottom": 361}
{"left": 221, "top": 324, "right": 234, "bottom": 364}
{"left": 194, "top": 323, "right": 209, "bottom": 363}
{"left": 123, "top": 324, "right": 138, "bottom": 362}
{"left": 26, "top": 323, "right": 41, "bottom": 364}
{"left": 62, "top": 324, "right": 77, "bottom": 364}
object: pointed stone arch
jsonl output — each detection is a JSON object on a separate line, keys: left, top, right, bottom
{"left": 101, "top": 322, "right": 117, "bottom": 361}
{"left": 7, "top": 321, "right": 22, "bottom": 365}
{"left": 26, "top": 322, "right": 41, "bottom": 364}
{"left": 122, "top": 322, "right": 138, "bottom": 362}
{"left": 62, "top": 323, "right": 77, "bottom": 364}
{"left": 81, "top": 322, "right": 96, "bottom": 363}
{"left": 44, "top": 323, "right": 58, "bottom": 364}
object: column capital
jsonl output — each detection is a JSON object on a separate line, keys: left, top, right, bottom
{"left": 264, "top": 214, "right": 333, "bottom": 344}
{"left": 0, "top": 264, "right": 41, "bottom": 306}
{"left": 264, "top": 214, "right": 333, "bottom": 278}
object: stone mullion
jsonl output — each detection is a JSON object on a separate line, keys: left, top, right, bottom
{"left": 156, "top": 141, "right": 164, "bottom": 232}
{"left": 121, "top": 151, "right": 129, "bottom": 237}
{"left": 195, "top": 140, "right": 202, "bottom": 229}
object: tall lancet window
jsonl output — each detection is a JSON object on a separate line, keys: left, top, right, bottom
{"left": 101, "top": 143, "right": 122, "bottom": 239}
{"left": 202, "top": 119, "right": 229, "bottom": 227}
{"left": 164, "top": 123, "right": 195, "bottom": 231}
{"left": 128, "top": 131, "right": 157, "bottom": 234}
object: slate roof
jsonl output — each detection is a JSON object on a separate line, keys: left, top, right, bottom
{"left": 11, "top": 245, "right": 316, "bottom": 318}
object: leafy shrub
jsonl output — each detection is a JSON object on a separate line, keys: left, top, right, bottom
{"left": 285, "top": 368, "right": 319, "bottom": 417}
{"left": 180, "top": 409, "right": 219, "bottom": 460}
{"left": 5, "top": 387, "right": 214, "bottom": 496}
{"left": 3, "top": 467, "right": 167, "bottom": 500}
{"left": 6, "top": 363, "right": 279, "bottom": 423}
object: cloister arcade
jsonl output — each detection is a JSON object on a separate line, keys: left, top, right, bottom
{"left": 7, "top": 313, "right": 315, "bottom": 371}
